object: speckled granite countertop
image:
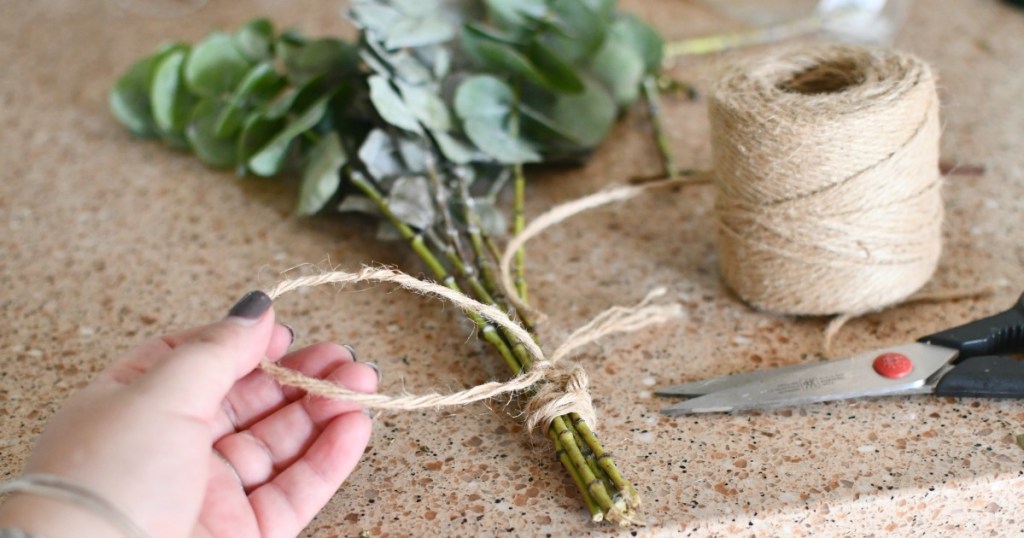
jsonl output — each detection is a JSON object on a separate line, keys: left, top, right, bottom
{"left": 2, "top": 1, "right": 1022, "bottom": 536}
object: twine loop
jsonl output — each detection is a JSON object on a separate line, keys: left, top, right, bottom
{"left": 258, "top": 267, "right": 682, "bottom": 431}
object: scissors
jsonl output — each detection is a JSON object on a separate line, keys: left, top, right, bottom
{"left": 658, "top": 293, "right": 1024, "bottom": 415}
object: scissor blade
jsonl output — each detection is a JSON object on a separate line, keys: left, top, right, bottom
{"left": 656, "top": 360, "right": 825, "bottom": 397}
{"left": 661, "top": 342, "right": 957, "bottom": 415}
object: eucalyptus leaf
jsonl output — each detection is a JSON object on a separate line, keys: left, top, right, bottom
{"left": 150, "top": 47, "right": 194, "bottom": 146}
{"left": 531, "top": 74, "right": 616, "bottom": 148}
{"left": 470, "top": 198, "right": 507, "bottom": 236}
{"left": 285, "top": 38, "right": 359, "bottom": 85}
{"left": 109, "top": 49, "right": 176, "bottom": 137}
{"left": 358, "top": 129, "right": 404, "bottom": 180}
{"left": 431, "top": 46, "right": 451, "bottom": 79}
{"left": 580, "top": 0, "right": 616, "bottom": 22}
{"left": 376, "top": 221, "right": 404, "bottom": 241}
{"left": 248, "top": 96, "right": 329, "bottom": 176}
{"left": 539, "top": 0, "right": 607, "bottom": 63}
{"left": 349, "top": 1, "right": 403, "bottom": 35}
{"left": 483, "top": 0, "right": 547, "bottom": 31}
{"left": 464, "top": 118, "right": 541, "bottom": 163}
{"left": 368, "top": 75, "right": 423, "bottom": 134}
{"left": 396, "top": 137, "right": 427, "bottom": 174}
{"left": 297, "top": 131, "right": 346, "bottom": 215}
{"left": 215, "top": 62, "right": 285, "bottom": 138}
{"left": 237, "top": 113, "right": 285, "bottom": 173}
{"left": 386, "top": 14, "right": 455, "bottom": 49}
{"left": 234, "top": 18, "right": 274, "bottom": 62}
{"left": 433, "top": 131, "right": 476, "bottom": 164}
{"left": 453, "top": 75, "right": 513, "bottom": 120}
{"left": 396, "top": 81, "right": 451, "bottom": 131}
{"left": 186, "top": 98, "right": 238, "bottom": 168}
{"left": 184, "top": 31, "right": 253, "bottom": 97}
{"left": 461, "top": 24, "right": 554, "bottom": 90}
{"left": 387, "top": 175, "right": 435, "bottom": 229}
{"left": 589, "top": 26, "right": 646, "bottom": 105}
{"left": 524, "top": 39, "right": 585, "bottom": 94}
{"left": 613, "top": 14, "right": 665, "bottom": 72}
{"left": 390, "top": 0, "right": 440, "bottom": 17}
{"left": 337, "top": 194, "right": 382, "bottom": 216}
{"left": 264, "top": 88, "right": 299, "bottom": 120}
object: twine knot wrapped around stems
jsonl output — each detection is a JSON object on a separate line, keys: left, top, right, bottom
{"left": 258, "top": 266, "right": 682, "bottom": 431}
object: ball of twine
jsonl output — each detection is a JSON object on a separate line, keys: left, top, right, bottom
{"left": 708, "top": 45, "right": 943, "bottom": 316}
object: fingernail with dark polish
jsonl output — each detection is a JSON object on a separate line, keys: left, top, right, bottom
{"left": 227, "top": 291, "right": 272, "bottom": 321}
{"left": 361, "top": 409, "right": 376, "bottom": 419}
{"left": 283, "top": 324, "right": 296, "bottom": 345}
{"left": 343, "top": 344, "right": 358, "bottom": 361}
{"left": 363, "top": 362, "right": 382, "bottom": 383}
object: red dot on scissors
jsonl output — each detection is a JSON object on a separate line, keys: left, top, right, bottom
{"left": 872, "top": 352, "right": 913, "bottom": 379}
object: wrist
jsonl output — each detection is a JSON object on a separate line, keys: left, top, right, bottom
{"left": 0, "top": 492, "right": 122, "bottom": 538}
{"left": 0, "top": 475, "right": 147, "bottom": 538}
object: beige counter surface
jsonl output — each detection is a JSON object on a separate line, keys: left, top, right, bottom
{"left": 2, "top": 0, "right": 1023, "bottom": 536}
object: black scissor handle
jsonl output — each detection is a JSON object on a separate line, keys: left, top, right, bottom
{"left": 934, "top": 355, "right": 1024, "bottom": 398}
{"left": 918, "top": 292, "right": 1024, "bottom": 360}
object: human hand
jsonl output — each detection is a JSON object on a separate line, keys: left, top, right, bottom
{"left": 0, "top": 291, "right": 379, "bottom": 538}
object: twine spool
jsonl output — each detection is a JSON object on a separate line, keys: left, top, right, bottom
{"left": 708, "top": 45, "right": 943, "bottom": 316}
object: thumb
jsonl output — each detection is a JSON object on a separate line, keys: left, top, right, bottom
{"left": 133, "top": 291, "right": 276, "bottom": 421}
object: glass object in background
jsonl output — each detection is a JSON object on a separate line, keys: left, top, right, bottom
{"left": 666, "top": 0, "right": 913, "bottom": 58}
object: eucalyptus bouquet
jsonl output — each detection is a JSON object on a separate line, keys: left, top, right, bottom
{"left": 110, "top": 0, "right": 664, "bottom": 524}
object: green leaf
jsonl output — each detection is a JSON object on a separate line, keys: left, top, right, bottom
{"left": 109, "top": 50, "right": 171, "bottom": 137}
{"left": 237, "top": 113, "right": 285, "bottom": 173}
{"left": 284, "top": 38, "right": 359, "bottom": 85}
{"left": 215, "top": 62, "right": 285, "bottom": 138}
{"left": 483, "top": 0, "right": 547, "bottom": 30}
{"left": 462, "top": 23, "right": 583, "bottom": 94}
{"left": 263, "top": 88, "right": 299, "bottom": 120}
{"left": 368, "top": 75, "right": 423, "bottom": 134}
{"left": 184, "top": 30, "right": 253, "bottom": 97}
{"left": 234, "top": 18, "right": 275, "bottom": 62}
{"left": 454, "top": 75, "right": 538, "bottom": 163}
{"left": 470, "top": 198, "right": 507, "bottom": 236}
{"left": 589, "top": 26, "right": 646, "bottom": 105}
{"left": 454, "top": 75, "right": 514, "bottom": 120}
{"left": 186, "top": 98, "right": 238, "bottom": 168}
{"left": 386, "top": 14, "right": 455, "bottom": 48}
{"left": 395, "top": 81, "right": 451, "bottom": 131}
{"left": 580, "top": 0, "right": 616, "bottom": 21}
{"left": 539, "top": 0, "right": 607, "bottom": 64}
{"left": 297, "top": 131, "right": 346, "bottom": 215}
{"left": 248, "top": 96, "right": 329, "bottom": 176}
{"left": 614, "top": 14, "right": 665, "bottom": 72}
{"left": 358, "top": 129, "right": 404, "bottom": 180}
{"left": 524, "top": 39, "right": 584, "bottom": 94}
{"left": 530, "top": 74, "right": 616, "bottom": 148}
{"left": 433, "top": 131, "right": 476, "bottom": 164}
{"left": 464, "top": 118, "right": 540, "bottom": 163}
{"left": 349, "top": 1, "right": 403, "bottom": 35}
{"left": 390, "top": 0, "right": 440, "bottom": 17}
{"left": 150, "top": 47, "right": 195, "bottom": 146}
{"left": 387, "top": 175, "right": 435, "bottom": 229}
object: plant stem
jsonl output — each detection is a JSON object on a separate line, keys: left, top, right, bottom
{"left": 642, "top": 75, "right": 678, "bottom": 179}
{"left": 572, "top": 412, "right": 640, "bottom": 508}
{"left": 449, "top": 170, "right": 637, "bottom": 523}
{"left": 512, "top": 163, "right": 528, "bottom": 302}
{"left": 662, "top": 14, "right": 822, "bottom": 58}
{"left": 350, "top": 173, "right": 523, "bottom": 375}
{"left": 351, "top": 164, "right": 639, "bottom": 523}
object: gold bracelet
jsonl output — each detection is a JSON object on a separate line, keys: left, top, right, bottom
{"left": 0, "top": 474, "right": 148, "bottom": 538}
